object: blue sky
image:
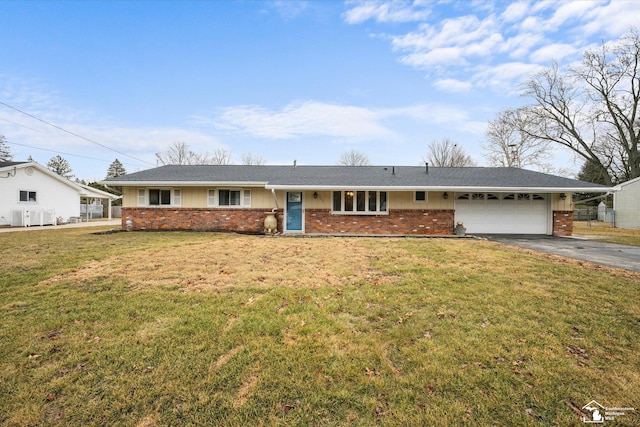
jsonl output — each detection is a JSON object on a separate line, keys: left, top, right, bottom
{"left": 1, "top": 0, "right": 638, "bottom": 181}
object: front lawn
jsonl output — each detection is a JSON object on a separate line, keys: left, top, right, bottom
{"left": 1, "top": 228, "right": 638, "bottom": 426}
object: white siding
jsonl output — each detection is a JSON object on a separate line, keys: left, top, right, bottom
{"left": 0, "top": 165, "right": 81, "bottom": 225}
{"left": 614, "top": 177, "right": 640, "bottom": 229}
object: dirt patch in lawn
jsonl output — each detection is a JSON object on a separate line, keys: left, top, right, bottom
{"left": 40, "top": 236, "right": 402, "bottom": 292}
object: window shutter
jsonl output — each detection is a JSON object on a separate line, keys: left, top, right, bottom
{"left": 173, "top": 189, "right": 181, "bottom": 206}
{"left": 138, "top": 189, "right": 146, "bottom": 206}
{"left": 243, "top": 190, "right": 251, "bottom": 207}
{"left": 208, "top": 189, "right": 216, "bottom": 206}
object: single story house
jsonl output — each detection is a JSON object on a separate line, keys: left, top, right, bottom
{"left": 102, "top": 164, "right": 611, "bottom": 236}
{"left": 613, "top": 176, "right": 640, "bottom": 229}
{"left": 0, "top": 161, "right": 120, "bottom": 227}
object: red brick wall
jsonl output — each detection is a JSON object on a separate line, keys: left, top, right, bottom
{"left": 552, "top": 210, "right": 573, "bottom": 236}
{"left": 122, "top": 208, "right": 284, "bottom": 233}
{"left": 305, "top": 209, "right": 455, "bottom": 235}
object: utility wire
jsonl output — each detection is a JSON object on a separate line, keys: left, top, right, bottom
{"left": 7, "top": 140, "right": 119, "bottom": 163}
{"left": 0, "top": 100, "right": 155, "bottom": 167}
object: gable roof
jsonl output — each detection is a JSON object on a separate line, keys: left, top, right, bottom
{"left": 1, "top": 161, "right": 120, "bottom": 200}
{"left": 614, "top": 175, "right": 640, "bottom": 190}
{"left": 102, "top": 165, "right": 611, "bottom": 193}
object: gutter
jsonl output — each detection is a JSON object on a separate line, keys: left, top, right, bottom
{"left": 264, "top": 184, "right": 613, "bottom": 193}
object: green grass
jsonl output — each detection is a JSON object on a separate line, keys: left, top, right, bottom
{"left": 1, "top": 228, "right": 639, "bottom": 426}
{"left": 574, "top": 221, "right": 640, "bottom": 246}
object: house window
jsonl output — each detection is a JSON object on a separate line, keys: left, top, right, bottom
{"left": 414, "top": 191, "right": 427, "bottom": 202}
{"left": 19, "top": 190, "right": 37, "bottom": 202}
{"left": 212, "top": 189, "right": 251, "bottom": 207}
{"left": 149, "top": 189, "right": 172, "bottom": 206}
{"left": 332, "top": 191, "right": 387, "bottom": 214}
{"left": 219, "top": 189, "right": 241, "bottom": 206}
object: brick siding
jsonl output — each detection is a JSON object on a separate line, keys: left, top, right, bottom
{"left": 552, "top": 210, "right": 574, "bottom": 236}
{"left": 122, "top": 207, "right": 455, "bottom": 235}
{"left": 305, "top": 209, "right": 455, "bottom": 235}
{"left": 122, "top": 208, "right": 284, "bottom": 233}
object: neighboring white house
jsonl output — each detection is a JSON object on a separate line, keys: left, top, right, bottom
{"left": 614, "top": 176, "right": 640, "bottom": 229}
{"left": 0, "top": 161, "right": 119, "bottom": 227}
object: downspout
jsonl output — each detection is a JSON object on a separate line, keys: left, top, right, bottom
{"left": 271, "top": 188, "right": 279, "bottom": 211}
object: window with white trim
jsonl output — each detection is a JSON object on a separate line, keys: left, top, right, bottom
{"left": 332, "top": 191, "right": 387, "bottom": 214}
{"left": 149, "top": 189, "right": 171, "bottom": 206}
{"left": 140, "top": 188, "right": 181, "bottom": 206}
{"left": 209, "top": 189, "right": 251, "bottom": 207}
{"left": 19, "top": 190, "right": 37, "bottom": 202}
{"left": 414, "top": 191, "right": 427, "bottom": 202}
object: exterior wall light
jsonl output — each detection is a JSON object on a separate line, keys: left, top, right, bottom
{"left": 313, "top": 192, "right": 318, "bottom": 199}
{"left": 560, "top": 193, "right": 566, "bottom": 200}
{"left": 443, "top": 192, "right": 449, "bottom": 199}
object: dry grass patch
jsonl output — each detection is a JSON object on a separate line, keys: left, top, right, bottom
{"left": 40, "top": 236, "right": 401, "bottom": 292}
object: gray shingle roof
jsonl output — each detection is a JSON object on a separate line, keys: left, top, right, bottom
{"left": 102, "top": 165, "right": 610, "bottom": 192}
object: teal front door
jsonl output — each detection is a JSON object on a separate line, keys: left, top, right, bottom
{"left": 286, "top": 192, "right": 303, "bottom": 232}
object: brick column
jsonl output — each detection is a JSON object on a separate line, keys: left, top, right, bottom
{"left": 552, "top": 211, "right": 573, "bottom": 236}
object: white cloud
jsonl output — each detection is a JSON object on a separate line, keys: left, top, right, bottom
{"left": 502, "top": 33, "right": 545, "bottom": 59}
{"left": 581, "top": 1, "right": 640, "bottom": 36}
{"left": 501, "top": 2, "right": 530, "bottom": 23}
{"left": 210, "top": 101, "right": 398, "bottom": 141}
{"left": 474, "top": 62, "right": 544, "bottom": 91}
{"left": 530, "top": 43, "right": 577, "bottom": 64}
{"left": 401, "top": 47, "right": 467, "bottom": 69}
{"left": 433, "top": 79, "right": 473, "bottom": 93}
{"left": 346, "top": 0, "right": 640, "bottom": 94}
{"left": 343, "top": 0, "right": 430, "bottom": 24}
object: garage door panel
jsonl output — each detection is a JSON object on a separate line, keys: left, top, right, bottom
{"left": 455, "top": 193, "right": 549, "bottom": 234}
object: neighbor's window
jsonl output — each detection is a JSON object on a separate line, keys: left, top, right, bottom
{"left": 19, "top": 190, "right": 37, "bottom": 202}
{"left": 332, "top": 191, "right": 387, "bottom": 214}
{"left": 414, "top": 191, "right": 427, "bottom": 202}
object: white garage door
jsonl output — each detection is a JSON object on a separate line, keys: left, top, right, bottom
{"left": 455, "top": 193, "right": 550, "bottom": 234}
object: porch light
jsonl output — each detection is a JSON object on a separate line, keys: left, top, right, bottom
{"left": 560, "top": 193, "right": 566, "bottom": 200}
{"left": 443, "top": 192, "right": 449, "bottom": 199}
{"left": 313, "top": 191, "right": 318, "bottom": 199}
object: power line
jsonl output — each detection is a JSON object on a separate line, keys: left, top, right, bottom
{"left": 7, "top": 140, "right": 116, "bottom": 163}
{"left": 0, "top": 100, "right": 156, "bottom": 167}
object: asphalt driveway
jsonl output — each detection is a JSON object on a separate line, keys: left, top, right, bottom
{"left": 485, "top": 235, "right": 640, "bottom": 273}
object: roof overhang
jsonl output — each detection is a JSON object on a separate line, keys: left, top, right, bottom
{"left": 101, "top": 180, "right": 269, "bottom": 187}
{"left": 265, "top": 184, "right": 614, "bottom": 193}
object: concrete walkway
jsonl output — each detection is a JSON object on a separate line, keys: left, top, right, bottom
{"left": 0, "top": 219, "right": 121, "bottom": 233}
{"left": 485, "top": 235, "right": 640, "bottom": 273}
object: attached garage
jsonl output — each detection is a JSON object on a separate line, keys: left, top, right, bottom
{"left": 455, "top": 193, "right": 550, "bottom": 234}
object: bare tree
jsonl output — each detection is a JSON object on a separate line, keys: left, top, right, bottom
{"left": 156, "top": 141, "right": 199, "bottom": 165}
{"left": 483, "top": 108, "right": 552, "bottom": 169}
{"left": 337, "top": 148, "right": 370, "bottom": 166}
{"left": 424, "top": 138, "right": 476, "bottom": 167}
{"left": 520, "top": 30, "right": 640, "bottom": 185}
{"left": 210, "top": 147, "right": 233, "bottom": 165}
{"left": 241, "top": 151, "right": 265, "bottom": 165}
{"left": 156, "top": 141, "right": 232, "bottom": 165}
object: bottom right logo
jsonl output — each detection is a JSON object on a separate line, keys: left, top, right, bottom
{"left": 582, "top": 400, "right": 634, "bottom": 423}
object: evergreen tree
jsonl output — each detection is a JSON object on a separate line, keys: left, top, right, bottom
{"left": 47, "top": 155, "right": 74, "bottom": 179}
{"left": 0, "top": 135, "right": 13, "bottom": 162}
{"left": 106, "top": 158, "right": 126, "bottom": 179}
